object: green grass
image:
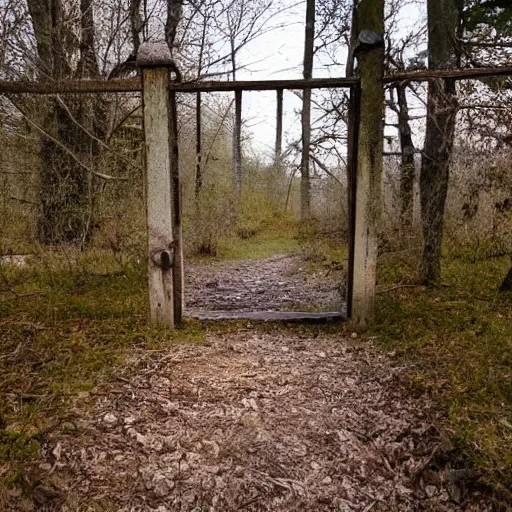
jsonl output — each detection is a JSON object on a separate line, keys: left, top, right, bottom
{"left": 0, "top": 254, "right": 205, "bottom": 491}
{"left": 192, "top": 219, "right": 300, "bottom": 262}
{"left": 296, "top": 230, "right": 348, "bottom": 271}
{"left": 372, "top": 254, "right": 512, "bottom": 506}
{"left": 219, "top": 235, "right": 298, "bottom": 260}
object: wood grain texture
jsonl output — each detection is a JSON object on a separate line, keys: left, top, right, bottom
{"left": 142, "top": 67, "right": 175, "bottom": 327}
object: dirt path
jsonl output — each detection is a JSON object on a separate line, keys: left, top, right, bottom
{"left": 185, "top": 254, "right": 345, "bottom": 314}
{"left": 22, "top": 329, "right": 481, "bottom": 512}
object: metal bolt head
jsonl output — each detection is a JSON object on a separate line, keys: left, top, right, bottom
{"left": 358, "top": 30, "right": 384, "bottom": 47}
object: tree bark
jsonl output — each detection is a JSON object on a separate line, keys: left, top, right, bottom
{"left": 130, "top": 0, "right": 142, "bottom": 57}
{"left": 195, "top": 15, "right": 208, "bottom": 201}
{"left": 27, "top": 0, "right": 101, "bottom": 245}
{"left": 301, "top": 0, "right": 315, "bottom": 222}
{"left": 78, "top": 0, "right": 100, "bottom": 79}
{"left": 228, "top": 22, "right": 243, "bottom": 202}
{"left": 420, "top": 0, "right": 459, "bottom": 284}
{"left": 165, "top": 0, "right": 183, "bottom": 53}
{"left": 396, "top": 83, "right": 415, "bottom": 234}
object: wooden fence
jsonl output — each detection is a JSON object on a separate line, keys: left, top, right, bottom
{"left": 1, "top": 40, "right": 511, "bottom": 328}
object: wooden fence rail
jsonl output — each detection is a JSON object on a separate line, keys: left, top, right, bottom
{"left": 1, "top": 66, "right": 511, "bottom": 96}
{"left": 0, "top": 77, "right": 359, "bottom": 95}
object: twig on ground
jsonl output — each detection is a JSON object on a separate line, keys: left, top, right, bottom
{"left": 376, "top": 284, "right": 419, "bottom": 294}
{"left": 362, "top": 501, "right": 378, "bottom": 512}
{"left": 0, "top": 272, "right": 46, "bottom": 298}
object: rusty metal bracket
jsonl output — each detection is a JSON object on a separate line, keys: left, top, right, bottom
{"left": 152, "top": 249, "right": 174, "bottom": 271}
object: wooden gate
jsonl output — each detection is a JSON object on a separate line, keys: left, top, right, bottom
{"left": 0, "top": 40, "right": 396, "bottom": 328}
{"left": 136, "top": 43, "right": 367, "bottom": 328}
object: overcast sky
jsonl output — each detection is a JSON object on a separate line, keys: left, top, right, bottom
{"left": 227, "top": 1, "right": 426, "bottom": 161}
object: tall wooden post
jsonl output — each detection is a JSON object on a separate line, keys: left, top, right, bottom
{"left": 275, "top": 88, "right": 283, "bottom": 166}
{"left": 137, "top": 43, "right": 181, "bottom": 327}
{"left": 233, "top": 89, "right": 243, "bottom": 199}
{"left": 169, "top": 89, "right": 184, "bottom": 323}
{"left": 346, "top": 84, "right": 361, "bottom": 320}
{"left": 347, "top": 1, "right": 385, "bottom": 327}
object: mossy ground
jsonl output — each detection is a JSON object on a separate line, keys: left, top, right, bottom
{"left": 0, "top": 252, "right": 205, "bottom": 491}
{"left": 372, "top": 251, "right": 512, "bottom": 506}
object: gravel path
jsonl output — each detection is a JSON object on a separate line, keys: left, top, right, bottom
{"left": 185, "top": 254, "right": 345, "bottom": 314}
{"left": 20, "top": 329, "right": 483, "bottom": 511}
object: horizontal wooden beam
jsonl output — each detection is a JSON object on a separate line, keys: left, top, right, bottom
{"left": 0, "top": 77, "right": 359, "bottom": 95}
{"left": 186, "top": 309, "right": 346, "bottom": 322}
{"left": 172, "top": 77, "right": 360, "bottom": 91}
{"left": 0, "top": 78, "right": 141, "bottom": 94}
{"left": 1, "top": 66, "right": 511, "bottom": 96}
{"left": 385, "top": 66, "right": 512, "bottom": 83}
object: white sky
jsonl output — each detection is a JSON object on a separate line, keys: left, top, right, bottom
{"left": 220, "top": 2, "right": 426, "bottom": 161}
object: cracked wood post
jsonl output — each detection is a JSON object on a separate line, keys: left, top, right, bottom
{"left": 348, "top": 0, "right": 385, "bottom": 327}
{"left": 137, "top": 42, "right": 180, "bottom": 327}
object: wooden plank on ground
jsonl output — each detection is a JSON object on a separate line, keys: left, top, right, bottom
{"left": 186, "top": 310, "right": 346, "bottom": 322}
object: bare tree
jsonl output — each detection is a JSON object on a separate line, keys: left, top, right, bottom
{"left": 385, "top": 20, "right": 427, "bottom": 237}
{"left": 213, "top": 0, "right": 274, "bottom": 201}
{"left": 301, "top": 0, "right": 315, "bottom": 222}
{"left": 419, "top": 0, "right": 459, "bottom": 284}
{"left": 194, "top": 5, "right": 210, "bottom": 200}
{"left": 26, "top": 0, "right": 105, "bottom": 245}
{"left": 395, "top": 82, "right": 415, "bottom": 232}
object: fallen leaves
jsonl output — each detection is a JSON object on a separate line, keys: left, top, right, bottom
{"left": 14, "top": 329, "right": 484, "bottom": 511}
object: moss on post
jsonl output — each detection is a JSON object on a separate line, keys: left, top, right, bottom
{"left": 349, "top": 0, "right": 385, "bottom": 327}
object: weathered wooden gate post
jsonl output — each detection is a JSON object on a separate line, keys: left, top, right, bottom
{"left": 347, "top": 0, "right": 385, "bottom": 327}
{"left": 137, "top": 43, "right": 181, "bottom": 327}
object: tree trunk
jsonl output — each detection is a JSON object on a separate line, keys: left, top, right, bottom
{"left": 78, "top": 0, "right": 100, "bottom": 79}
{"left": 275, "top": 88, "right": 283, "bottom": 167}
{"left": 396, "top": 83, "right": 415, "bottom": 234}
{"left": 228, "top": 27, "right": 242, "bottom": 202}
{"left": 195, "top": 15, "right": 208, "bottom": 202}
{"left": 345, "top": 0, "right": 358, "bottom": 78}
{"left": 301, "top": 0, "right": 315, "bottom": 222}
{"left": 130, "top": 0, "right": 142, "bottom": 57}
{"left": 28, "top": 0, "right": 101, "bottom": 245}
{"left": 165, "top": 0, "right": 183, "bottom": 52}
{"left": 420, "top": 0, "right": 459, "bottom": 284}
